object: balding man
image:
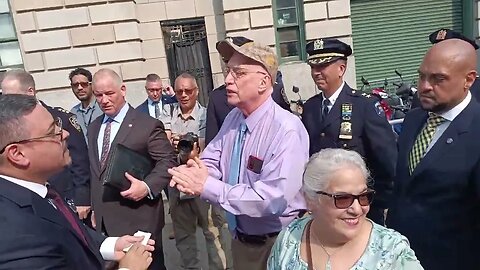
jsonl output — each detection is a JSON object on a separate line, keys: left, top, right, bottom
{"left": 88, "top": 69, "right": 177, "bottom": 270}
{"left": 1, "top": 69, "right": 92, "bottom": 221}
{"left": 386, "top": 39, "right": 480, "bottom": 269}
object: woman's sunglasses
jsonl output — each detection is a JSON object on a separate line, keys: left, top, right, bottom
{"left": 316, "top": 189, "right": 375, "bottom": 209}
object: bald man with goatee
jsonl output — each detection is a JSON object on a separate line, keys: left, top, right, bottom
{"left": 386, "top": 39, "right": 480, "bottom": 269}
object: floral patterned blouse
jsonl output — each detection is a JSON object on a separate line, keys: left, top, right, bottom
{"left": 267, "top": 216, "right": 424, "bottom": 270}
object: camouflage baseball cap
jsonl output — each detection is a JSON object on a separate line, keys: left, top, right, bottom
{"left": 216, "top": 39, "right": 278, "bottom": 79}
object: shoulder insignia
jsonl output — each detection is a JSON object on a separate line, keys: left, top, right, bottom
{"left": 374, "top": 101, "right": 385, "bottom": 117}
{"left": 69, "top": 115, "right": 82, "bottom": 132}
{"left": 57, "top": 107, "right": 68, "bottom": 113}
{"left": 361, "top": 92, "right": 371, "bottom": 98}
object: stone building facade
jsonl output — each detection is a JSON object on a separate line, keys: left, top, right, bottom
{"left": 3, "top": 0, "right": 479, "bottom": 109}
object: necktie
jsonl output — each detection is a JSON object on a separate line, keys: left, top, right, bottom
{"left": 226, "top": 122, "right": 248, "bottom": 232}
{"left": 100, "top": 117, "right": 113, "bottom": 168}
{"left": 47, "top": 187, "right": 88, "bottom": 246}
{"left": 153, "top": 101, "right": 161, "bottom": 119}
{"left": 322, "top": 98, "right": 331, "bottom": 118}
{"left": 408, "top": 113, "right": 446, "bottom": 174}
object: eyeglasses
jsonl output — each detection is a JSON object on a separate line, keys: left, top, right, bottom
{"left": 316, "top": 189, "right": 375, "bottom": 209}
{"left": 224, "top": 66, "right": 268, "bottom": 80}
{"left": 71, "top": 82, "right": 90, "bottom": 89}
{"left": 146, "top": 87, "right": 165, "bottom": 93}
{"left": 0, "top": 117, "right": 63, "bottom": 154}
{"left": 174, "top": 88, "right": 197, "bottom": 95}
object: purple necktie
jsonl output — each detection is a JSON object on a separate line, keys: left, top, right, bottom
{"left": 47, "top": 187, "right": 88, "bottom": 246}
{"left": 100, "top": 117, "right": 113, "bottom": 168}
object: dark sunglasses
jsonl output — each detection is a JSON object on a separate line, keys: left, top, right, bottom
{"left": 71, "top": 82, "right": 90, "bottom": 89}
{"left": 0, "top": 117, "right": 63, "bottom": 154}
{"left": 174, "top": 88, "right": 197, "bottom": 95}
{"left": 316, "top": 189, "right": 375, "bottom": 209}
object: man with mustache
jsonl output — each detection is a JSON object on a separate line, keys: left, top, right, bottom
{"left": 301, "top": 38, "right": 397, "bottom": 225}
{"left": 69, "top": 68, "right": 103, "bottom": 144}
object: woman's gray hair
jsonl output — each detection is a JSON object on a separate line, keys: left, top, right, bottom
{"left": 302, "top": 148, "right": 371, "bottom": 200}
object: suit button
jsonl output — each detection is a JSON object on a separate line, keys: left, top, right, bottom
{"left": 342, "top": 143, "right": 348, "bottom": 148}
{"left": 320, "top": 133, "right": 325, "bottom": 137}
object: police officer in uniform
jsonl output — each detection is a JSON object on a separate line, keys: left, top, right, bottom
{"left": 301, "top": 39, "right": 397, "bottom": 224}
{"left": 1, "top": 70, "right": 91, "bottom": 222}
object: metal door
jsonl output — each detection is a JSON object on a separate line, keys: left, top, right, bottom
{"left": 161, "top": 18, "right": 214, "bottom": 106}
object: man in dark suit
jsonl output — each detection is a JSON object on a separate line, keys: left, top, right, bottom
{"left": 386, "top": 39, "right": 480, "bottom": 269}
{"left": 205, "top": 36, "right": 292, "bottom": 144}
{"left": 136, "top": 73, "right": 177, "bottom": 120}
{"left": 301, "top": 39, "right": 397, "bottom": 225}
{"left": 1, "top": 69, "right": 92, "bottom": 221}
{"left": 0, "top": 94, "right": 154, "bottom": 269}
{"left": 88, "top": 69, "right": 177, "bottom": 270}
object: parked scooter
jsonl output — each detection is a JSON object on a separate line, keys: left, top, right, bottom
{"left": 290, "top": 86, "right": 305, "bottom": 117}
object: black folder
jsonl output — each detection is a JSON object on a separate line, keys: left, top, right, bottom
{"left": 102, "top": 144, "right": 153, "bottom": 191}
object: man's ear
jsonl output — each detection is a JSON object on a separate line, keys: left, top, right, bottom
{"left": 5, "top": 145, "right": 30, "bottom": 168}
{"left": 27, "top": 87, "right": 35, "bottom": 96}
{"left": 258, "top": 75, "right": 271, "bottom": 94}
{"left": 465, "top": 70, "right": 477, "bottom": 91}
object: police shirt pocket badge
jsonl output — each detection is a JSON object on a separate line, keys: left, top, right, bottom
{"left": 69, "top": 115, "right": 82, "bottom": 133}
{"left": 247, "top": 155, "right": 263, "bottom": 174}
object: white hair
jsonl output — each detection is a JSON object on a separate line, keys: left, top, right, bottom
{"left": 302, "top": 148, "right": 370, "bottom": 200}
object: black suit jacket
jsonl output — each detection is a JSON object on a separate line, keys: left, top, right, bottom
{"left": 386, "top": 100, "right": 480, "bottom": 270}
{"left": 0, "top": 178, "right": 104, "bottom": 269}
{"left": 205, "top": 71, "right": 291, "bottom": 144}
{"left": 301, "top": 84, "right": 397, "bottom": 209}
{"left": 41, "top": 101, "right": 91, "bottom": 206}
{"left": 88, "top": 106, "right": 177, "bottom": 237}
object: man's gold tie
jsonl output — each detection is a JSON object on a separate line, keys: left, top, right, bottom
{"left": 408, "top": 113, "right": 446, "bottom": 174}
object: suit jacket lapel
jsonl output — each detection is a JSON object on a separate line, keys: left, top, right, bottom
{"left": 412, "top": 100, "right": 475, "bottom": 177}
{"left": 0, "top": 179, "right": 95, "bottom": 254}
{"left": 90, "top": 116, "right": 103, "bottom": 170}
{"left": 321, "top": 86, "right": 347, "bottom": 130}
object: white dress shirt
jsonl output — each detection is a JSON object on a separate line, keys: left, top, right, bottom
{"left": 97, "top": 102, "right": 130, "bottom": 159}
{"left": 426, "top": 91, "right": 471, "bottom": 153}
{"left": 0, "top": 174, "right": 118, "bottom": 260}
{"left": 147, "top": 98, "right": 164, "bottom": 118}
{"left": 322, "top": 81, "right": 345, "bottom": 111}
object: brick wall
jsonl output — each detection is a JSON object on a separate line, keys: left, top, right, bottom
{"left": 222, "top": 0, "right": 355, "bottom": 102}
{"left": 10, "top": 0, "right": 226, "bottom": 109}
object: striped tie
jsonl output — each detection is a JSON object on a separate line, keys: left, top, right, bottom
{"left": 100, "top": 117, "right": 113, "bottom": 168}
{"left": 408, "top": 113, "right": 446, "bottom": 174}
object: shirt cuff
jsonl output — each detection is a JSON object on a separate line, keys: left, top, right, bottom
{"left": 200, "top": 176, "right": 225, "bottom": 203}
{"left": 100, "top": 237, "right": 119, "bottom": 261}
{"left": 143, "top": 182, "right": 154, "bottom": 199}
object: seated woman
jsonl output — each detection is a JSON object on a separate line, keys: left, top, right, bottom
{"left": 267, "top": 149, "right": 423, "bottom": 270}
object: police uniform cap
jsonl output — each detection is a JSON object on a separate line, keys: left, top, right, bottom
{"left": 306, "top": 38, "right": 352, "bottom": 66}
{"left": 429, "top": 28, "right": 479, "bottom": 50}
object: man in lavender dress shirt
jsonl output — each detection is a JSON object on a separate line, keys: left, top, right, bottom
{"left": 168, "top": 40, "right": 309, "bottom": 270}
